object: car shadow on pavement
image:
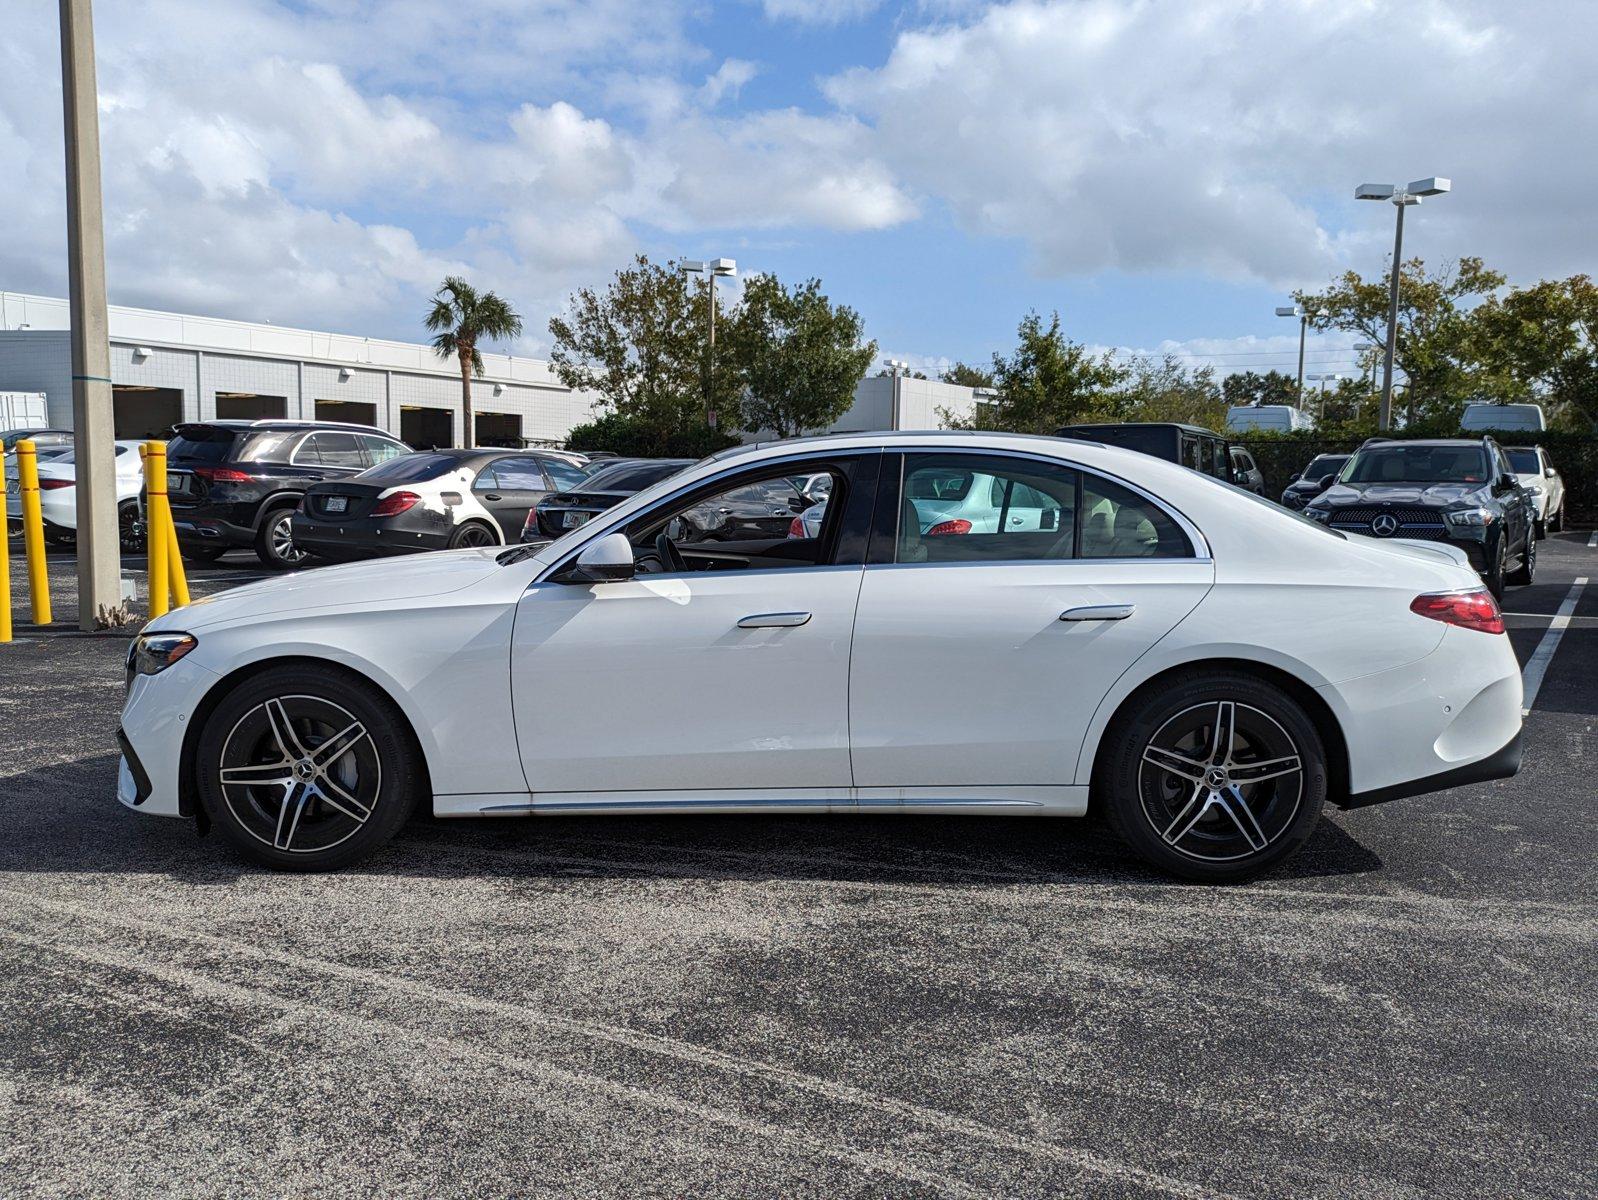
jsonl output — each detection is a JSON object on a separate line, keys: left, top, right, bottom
{"left": 1, "top": 751, "right": 1383, "bottom": 888}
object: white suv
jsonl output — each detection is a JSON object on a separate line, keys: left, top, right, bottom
{"left": 1507, "top": 445, "right": 1565, "bottom": 537}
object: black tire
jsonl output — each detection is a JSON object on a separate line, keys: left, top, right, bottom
{"left": 118, "top": 501, "right": 144, "bottom": 554}
{"left": 1507, "top": 531, "right": 1535, "bottom": 586}
{"left": 194, "top": 663, "right": 424, "bottom": 871}
{"left": 43, "top": 528, "right": 75, "bottom": 547}
{"left": 1482, "top": 535, "right": 1507, "bottom": 601}
{"left": 447, "top": 521, "right": 499, "bottom": 549}
{"left": 255, "top": 504, "right": 309, "bottom": 569}
{"left": 1097, "top": 671, "right": 1327, "bottom": 882}
{"left": 1549, "top": 504, "right": 1563, "bottom": 533}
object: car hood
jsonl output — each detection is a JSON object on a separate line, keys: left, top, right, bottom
{"left": 1312, "top": 481, "right": 1486, "bottom": 508}
{"left": 158, "top": 547, "right": 507, "bottom": 632}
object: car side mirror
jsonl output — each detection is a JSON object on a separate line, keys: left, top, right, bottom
{"left": 1497, "top": 473, "right": 1517, "bottom": 492}
{"left": 1545, "top": 466, "right": 1557, "bottom": 478}
{"left": 567, "top": 532, "right": 635, "bottom": 583}
{"left": 1288, "top": 471, "right": 1301, "bottom": 482}
{"left": 1316, "top": 474, "right": 1337, "bottom": 492}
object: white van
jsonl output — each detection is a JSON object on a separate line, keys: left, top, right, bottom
{"left": 1225, "top": 404, "right": 1315, "bottom": 433}
{"left": 1461, "top": 402, "right": 1546, "bottom": 432}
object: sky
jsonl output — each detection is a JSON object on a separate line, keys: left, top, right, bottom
{"left": 4, "top": 0, "right": 1596, "bottom": 385}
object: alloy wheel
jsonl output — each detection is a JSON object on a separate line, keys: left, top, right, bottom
{"left": 270, "top": 512, "right": 308, "bottom": 565}
{"left": 1137, "top": 700, "right": 1304, "bottom": 863}
{"left": 217, "top": 695, "right": 381, "bottom": 853}
{"left": 455, "top": 523, "right": 495, "bottom": 547}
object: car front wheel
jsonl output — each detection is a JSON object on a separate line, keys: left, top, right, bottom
{"left": 1507, "top": 531, "right": 1536, "bottom": 587}
{"left": 195, "top": 664, "right": 423, "bottom": 871}
{"left": 1098, "top": 671, "right": 1327, "bottom": 882}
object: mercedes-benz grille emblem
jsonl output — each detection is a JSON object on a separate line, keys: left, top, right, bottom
{"left": 1370, "top": 512, "right": 1400, "bottom": 537}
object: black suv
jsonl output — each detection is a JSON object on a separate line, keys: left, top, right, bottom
{"left": 1303, "top": 437, "right": 1535, "bottom": 598}
{"left": 166, "top": 420, "right": 411, "bottom": 567}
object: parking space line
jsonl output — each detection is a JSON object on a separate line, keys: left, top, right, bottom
{"left": 1521, "top": 575, "right": 1588, "bottom": 716}
{"left": 1589, "top": 531, "right": 1598, "bottom": 548}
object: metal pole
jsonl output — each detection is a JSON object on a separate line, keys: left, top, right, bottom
{"left": 706, "top": 276, "right": 717, "bottom": 429}
{"left": 1378, "top": 201, "right": 1405, "bottom": 432}
{"left": 59, "top": 0, "right": 121, "bottom": 629}
{"left": 1296, "top": 316, "right": 1307, "bottom": 404}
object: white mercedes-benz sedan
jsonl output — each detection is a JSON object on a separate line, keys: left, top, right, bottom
{"left": 117, "top": 431, "right": 1524, "bottom": 881}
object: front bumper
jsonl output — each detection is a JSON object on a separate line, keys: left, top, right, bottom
{"left": 117, "top": 655, "right": 222, "bottom": 819}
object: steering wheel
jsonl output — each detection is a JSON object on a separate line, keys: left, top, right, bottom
{"left": 654, "top": 530, "right": 688, "bottom": 573}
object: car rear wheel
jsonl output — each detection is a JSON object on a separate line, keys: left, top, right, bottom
{"left": 1098, "top": 671, "right": 1327, "bottom": 882}
{"left": 195, "top": 664, "right": 423, "bottom": 871}
{"left": 1508, "top": 532, "right": 1536, "bottom": 586}
{"left": 255, "top": 505, "right": 309, "bottom": 569}
{"left": 448, "top": 521, "right": 498, "bottom": 549}
{"left": 118, "top": 501, "right": 143, "bottom": 553}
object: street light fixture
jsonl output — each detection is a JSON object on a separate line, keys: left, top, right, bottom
{"left": 1307, "top": 372, "right": 1344, "bottom": 422}
{"left": 1275, "top": 304, "right": 1329, "bottom": 404}
{"left": 1356, "top": 177, "right": 1450, "bottom": 431}
{"left": 680, "top": 257, "right": 737, "bottom": 428}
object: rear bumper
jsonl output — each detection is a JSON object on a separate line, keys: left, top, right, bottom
{"left": 1340, "top": 729, "right": 1521, "bottom": 809}
{"left": 172, "top": 514, "right": 257, "bottom": 548}
{"left": 291, "top": 512, "right": 451, "bottom": 557}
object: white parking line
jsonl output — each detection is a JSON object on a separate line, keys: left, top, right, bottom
{"left": 1521, "top": 575, "right": 1589, "bottom": 716}
{"left": 1589, "top": 531, "right": 1598, "bottom": 548}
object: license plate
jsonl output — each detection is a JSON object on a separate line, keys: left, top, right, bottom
{"left": 562, "top": 510, "right": 591, "bottom": 528}
{"left": 325, "top": 496, "right": 348, "bottom": 514}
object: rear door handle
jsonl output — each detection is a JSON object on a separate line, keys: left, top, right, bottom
{"left": 485, "top": 493, "right": 502, "bottom": 501}
{"left": 1060, "top": 604, "right": 1135, "bottom": 621}
{"left": 737, "top": 612, "right": 812, "bottom": 629}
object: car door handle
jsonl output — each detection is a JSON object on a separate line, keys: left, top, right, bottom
{"left": 484, "top": 493, "right": 502, "bottom": 501}
{"left": 1060, "top": 604, "right": 1135, "bottom": 621}
{"left": 737, "top": 612, "right": 812, "bottom": 629}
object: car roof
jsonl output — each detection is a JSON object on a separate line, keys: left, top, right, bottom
{"left": 176, "top": 419, "right": 403, "bottom": 434}
{"left": 1357, "top": 437, "right": 1493, "bottom": 449}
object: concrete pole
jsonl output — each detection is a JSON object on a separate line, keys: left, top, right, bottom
{"left": 706, "top": 276, "right": 718, "bottom": 430}
{"left": 1295, "top": 315, "right": 1307, "bottom": 405}
{"left": 1377, "top": 201, "right": 1406, "bottom": 433}
{"left": 59, "top": 0, "right": 121, "bottom": 629}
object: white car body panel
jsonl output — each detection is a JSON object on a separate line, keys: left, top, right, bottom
{"left": 120, "top": 431, "right": 1523, "bottom": 829}
{"left": 6, "top": 439, "right": 145, "bottom": 530}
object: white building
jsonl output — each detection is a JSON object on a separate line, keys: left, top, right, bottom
{"left": 0, "top": 291, "right": 596, "bottom": 448}
{"left": 827, "top": 374, "right": 981, "bottom": 433}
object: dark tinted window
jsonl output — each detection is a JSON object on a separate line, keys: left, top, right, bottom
{"left": 299, "top": 432, "right": 365, "bottom": 468}
{"left": 168, "top": 427, "right": 239, "bottom": 462}
{"left": 581, "top": 459, "right": 692, "bottom": 492}
{"left": 1345, "top": 445, "right": 1490, "bottom": 484}
{"left": 235, "top": 431, "right": 304, "bottom": 462}
{"left": 358, "top": 452, "right": 464, "bottom": 483}
{"left": 1303, "top": 455, "right": 1347, "bottom": 479}
{"left": 540, "top": 457, "right": 588, "bottom": 491}
{"left": 490, "top": 457, "right": 551, "bottom": 490}
{"left": 1506, "top": 449, "right": 1539, "bottom": 473}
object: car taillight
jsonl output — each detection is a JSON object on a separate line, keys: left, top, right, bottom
{"left": 193, "top": 466, "right": 253, "bottom": 483}
{"left": 523, "top": 504, "right": 539, "bottom": 535}
{"left": 371, "top": 490, "right": 420, "bottom": 517}
{"left": 39, "top": 478, "right": 74, "bottom": 490}
{"left": 788, "top": 515, "right": 805, "bottom": 539}
{"left": 1409, "top": 589, "right": 1504, "bottom": 635}
{"left": 925, "top": 519, "right": 972, "bottom": 536}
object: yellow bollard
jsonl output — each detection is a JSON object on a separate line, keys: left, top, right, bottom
{"left": 1, "top": 445, "right": 11, "bottom": 643}
{"left": 16, "top": 439, "right": 52, "bottom": 626}
{"left": 144, "top": 440, "right": 170, "bottom": 618}
{"left": 165, "top": 494, "right": 189, "bottom": 608}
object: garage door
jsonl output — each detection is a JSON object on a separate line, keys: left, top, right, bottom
{"left": 113, "top": 387, "right": 183, "bottom": 439}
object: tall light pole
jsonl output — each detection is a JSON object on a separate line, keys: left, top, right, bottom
{"left": 680, "top": 258, "right": 736, "bottom": 428}
{"left": 59, "top": 0, "right": 121, "bottom": 629}
{"left": 1356, "top": 177, "right": 1450, "bottom": 432}
{"left": 1308, "top": 373, "right": 1343, "bottom": 422}
{"left": 1275, "top": 305, "right": 1328, "bottom": 405}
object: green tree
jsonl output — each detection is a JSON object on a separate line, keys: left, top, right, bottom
{"left": 1222, "top": 369, "right": 1298, "bottom": 408}
{"left": 940, "top": 361, "right": 995, "bottom": 389}
{"left": 1117, "top": 355, "right": 1227, "bottom": 428}
{"left": 1468, "top": 275, "right": 1598, "bottom": 428}
{"left": 723, "top": 275, "right": 877, "bottom": 438}
{"left": 942, "top": 311, "right": 1126, "bottom": 433}
{"left": 1294, "top": 257, "right": 1504, "bottom": 421}
{"left": 425, "top": 276, "right": 524, "bottom": 448}
{"left": 547, "top": 255, "right": 738, "bottom": 438}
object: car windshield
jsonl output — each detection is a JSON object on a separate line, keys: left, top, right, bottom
{"left": 579, "top": 460, "right": 690, "bottom": 492}
{"left": 1506, "top": 449, "right": 1540, "bottom": 474}
{"left": 1304, "top": 455, "right": 1347, "bottom": 478}
{"left": 1342, "top": 445, "right": 1489, "bottom": 485}
{"left": 356, "top": 452, "right": 463, "bottom": 483}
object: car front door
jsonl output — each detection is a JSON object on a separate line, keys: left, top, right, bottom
{"left": 848, "top": 451, "right": 1214, "bottom": 799}
{"left": 510, "top": 452, "right": 879, "bottom": 801}
{"left": 474, "top": 455, "right": 555, "bottom": 541}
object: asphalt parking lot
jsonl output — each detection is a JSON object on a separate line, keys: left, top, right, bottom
{"left": 3, "top": 536, "right": 1595, "bottom": 1198}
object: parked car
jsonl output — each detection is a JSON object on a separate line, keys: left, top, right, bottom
{"left": 525, "top": 458, "right": 694, "bottom": 540}
{"left": 1279, "top": 454, "right": 1350, "bottom": 511}
{"left": 5, "top": 439, "right": 147, "bottom": 550}
{"left": 1226, "top": 404, "right": 1315, "bottom": 433}
{"left": 1303, "top": 437, "right": 1535, "bottom": 599}
{"left": 1506, "top": 445, "right": 1565, "bottom": 537}
{"left": 164, "top": 420, "right": 412, "bottom": 568}
{"left": 1056, "top": 422, "right": 1264, "bottom": 493}
{"left": 292, "top": 448, "right": 591, "bottom": 558}
{"left": 120, "top": 431, "right": 1522, "bottom": 883}
{"left": 1461, "top": 402, "right": 1545, "bottom": 433}
{"left": 1, "top": 428, "right": 74, "bottom": 453}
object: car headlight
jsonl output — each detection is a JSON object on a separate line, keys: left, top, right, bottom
{"left": 1526, "top": 484, "right": 1544, "bottom": 497}
{"left": 126, "top": 632, "right": 197, "bottom": 681}
{"left": 1444, "top": 507, "right": 1495, "bottom": 527}
{"left": 1303, "top": 507, "right": 1330, "bottom": 522}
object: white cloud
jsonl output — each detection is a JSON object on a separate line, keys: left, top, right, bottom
{"left": 760, "top": 0, "right": 884, "bottom": 24}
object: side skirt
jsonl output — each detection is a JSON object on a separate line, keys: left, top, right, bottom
{"left": 433, "top": 785, "right": 1087, "bottom": 818}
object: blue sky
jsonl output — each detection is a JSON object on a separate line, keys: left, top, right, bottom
{"left": 4, "top": 1, "right": 1594, "bottom": 384}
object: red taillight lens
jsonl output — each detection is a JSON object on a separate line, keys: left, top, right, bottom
{"left": 371, "top": 490, "right": 420, "bottom": 517}
{"left": 1409, "top": 589, "right": 1504, "bottom": 635}
{"left": 39, "top": 478, "right": 74, "bottom": 490}
{"left": 788, "top": 515, "right": 805, "bottom": 539}
{"left": 523, "top": 504, "right": 539, "bottom": 534}
{"left": 193, "top": 466, "right": 253, "bottom": 483}
{"left": 925, "top": 518, "right": 972, "bottom": 536}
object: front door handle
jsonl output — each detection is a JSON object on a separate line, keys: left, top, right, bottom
{"left": 737, "top": 611, "right": 812, "bottom": 629}
{"left": 1060, "top": 604, "right": 1135, "bottom": 621}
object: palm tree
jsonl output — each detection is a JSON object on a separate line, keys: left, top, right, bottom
{"left": 424, "top": 276, "right": 524, "bottom": 448}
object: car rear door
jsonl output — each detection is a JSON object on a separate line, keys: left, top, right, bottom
{"left": 848, "top": 450, "right": 1214, "bottom": 796}
{"left": 473, "top": 455, "right": 556, "bottom": 540}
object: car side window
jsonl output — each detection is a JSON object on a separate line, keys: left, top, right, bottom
{"left": 300, "top": 432, "right": 365, "bottom": 468}
{"left": 472, "top": 465, "right": 499, "bottom": 491}
{"left": 541, "top": 458, "right": 588, "bottom": 491}
{"left": 1081, "top": 474, "right": 1192, "bottom": 558}
{"left": 362, "top": 436, "right": 407, "bottom": 465}
{"left": 898, "top": 454, "right": 1077, "bottom": 564}
{"left": 489, "top": 457, "right": 550, "bottom": 491}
